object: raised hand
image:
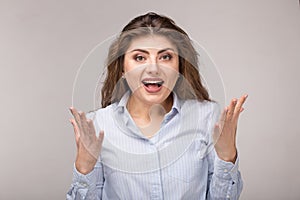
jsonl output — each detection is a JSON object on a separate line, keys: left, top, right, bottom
{"left": 213, "top": 94, "right": 248, "bottom": 163}
{"left": 69, "top": 107, "right": 104, "bottom": 174}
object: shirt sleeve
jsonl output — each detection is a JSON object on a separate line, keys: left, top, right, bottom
{"left": 66, "top": 160, "right": 104, "bottom": 200}
{"left": 206, "top": 149, "right": 243, "bottom": 200}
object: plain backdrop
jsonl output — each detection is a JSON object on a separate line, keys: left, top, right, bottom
{"left": 1, "top": 0, "right": 299, "bottom": 199}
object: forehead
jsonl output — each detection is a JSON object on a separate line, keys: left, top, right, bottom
{"left": 127, "top": 35, "right": 177, "bottom": 52}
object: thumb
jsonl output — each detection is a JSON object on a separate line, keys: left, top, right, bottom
{"left": 70, "top": 118, "right": 80, "bottom": 145}
{"left": 97, "top": 130, "right": 104, "bottom": 144}
{"left": 213, "top": 123, "right": 221, "bottom": 144}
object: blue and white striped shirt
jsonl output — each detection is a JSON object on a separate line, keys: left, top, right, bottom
{"left": 67, "top": 92, "right": 243, "bottom": 200}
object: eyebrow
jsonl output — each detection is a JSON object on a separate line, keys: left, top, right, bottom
{"left": 129, "top": 48, "right": 176, "bottom": 54}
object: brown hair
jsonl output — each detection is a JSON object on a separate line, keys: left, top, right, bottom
{"left": 101, "top": 12, "right": 210, "bottom": 108}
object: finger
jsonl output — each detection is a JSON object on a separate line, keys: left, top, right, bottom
{"left": 97, "top": 130, "right": 105, "bottom": 144}
{"left": 78, "top": 111, "right": 90, "bottom": 134}
{"left": 212, "top": 123, "right": 221, "bottom": 143}
{"left": 217, "top": 107, "right": 227, "bottom": 131}
{"left": 92, "top": 131, "right": 104, "bottom": 159}
{"left": 70, "top": 118, "right": 80, "bottom": 144}
{"left": 219, "top": 107, "right": 227, "bottom": 122}
{"left": 226, "top": 98, "right": 237, "bottom": 120}
{"left": 233, "top": 94, "right": 248, "bottom": 118}
{"left": 69, "top": 107, "right": 83, "bottom": 131}
{"left": 86, "top": 118, "right": 97, "bottom": 136}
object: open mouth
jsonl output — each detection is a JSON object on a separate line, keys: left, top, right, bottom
{"left": 142, "top": 80, "right": 164, "bottom": 87}
{"left": 141, "top": 78, "right": 164, "bottom": 93}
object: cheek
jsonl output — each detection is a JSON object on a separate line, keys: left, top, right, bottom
{"left": 160, "top": 59, "right": 179, "bottom": 72}
{"left": 124, "top": 66, "right": 144, "bottom": 93}
{"left": 174, "top": 63, "right": 179, "bottom": 72}
{"left": 123, "top": 57, "right": 131, "bottom": 73}
{"left": 170, "top": 58, "right": 179, "bottom": 72}
{"left": 124, "top": 59, "right": 139, "bottom": 73}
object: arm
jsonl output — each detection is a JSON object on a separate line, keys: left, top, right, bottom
{"left": 67, "top": 108, "right": 105, "bottom": 200}
{"left": 206, "top": 95, "right": 247, "bottom": 199}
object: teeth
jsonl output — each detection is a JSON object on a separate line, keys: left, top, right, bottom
{"left": 142, "top": 80, "right": 164, "bottom": 86}
{"left": 143, "top": 81, "right": 163, "bottom": 84}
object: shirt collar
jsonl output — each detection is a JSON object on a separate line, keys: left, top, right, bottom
{"left": 115, "top": 91, "right": 182, "bottom": 114}
{"left": 115, "top": 91, "right": 131, "bottom": 111}
{"left": 171, "top": 92, "right": 181, "bottom": 114}
{"left": 112, "top": 91, "right": 182, "bottom": 139}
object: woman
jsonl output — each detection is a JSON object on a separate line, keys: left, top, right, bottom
{"left": 67, "top": 12, "right": 247, "bottom": 200}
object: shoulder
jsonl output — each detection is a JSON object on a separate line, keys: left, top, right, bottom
{"left": 84, "top": 104, "right": 117, "bottom": 134}
{"left": 181, "top": 99, "right": 220, "bottom": 115}
{"left": 85, "top": 104, "right": 116, "bottom": 120}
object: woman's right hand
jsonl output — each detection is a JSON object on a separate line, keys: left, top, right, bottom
{"left": 69, "top": 107, "right": 104, "bottom": 175}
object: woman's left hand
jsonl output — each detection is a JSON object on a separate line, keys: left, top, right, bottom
{"left": 213, "top": 94, "right": 248, "bottom": 163}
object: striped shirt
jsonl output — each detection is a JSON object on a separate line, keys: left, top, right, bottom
{"left": 67, "top": 92, "right": 243, "bottom": 200}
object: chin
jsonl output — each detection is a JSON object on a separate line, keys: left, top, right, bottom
{"left": 136, "top": 87, "right": 172, "bottom": 105}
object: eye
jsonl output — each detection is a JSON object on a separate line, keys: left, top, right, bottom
{"left": 134, "top": 55, "right": 146, "bottom": 62}
{"left": 160, "top": 54, "right": 172, "bottom": 61}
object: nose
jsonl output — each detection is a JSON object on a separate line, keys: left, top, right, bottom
{"left": 145, "top": 64, "right": 159, "bottom": 75}
{"left": 145, "top": 56, "right": 159, "bottom": 75}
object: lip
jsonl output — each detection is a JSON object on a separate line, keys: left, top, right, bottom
{"left": 141, "top": 77, "right": 164, "bottom": 93}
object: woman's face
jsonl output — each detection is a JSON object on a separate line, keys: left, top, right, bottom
{"left": 123, "top": 34, "right": 179, "bottom": 105}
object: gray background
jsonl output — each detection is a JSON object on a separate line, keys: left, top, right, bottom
{"left": 1, "top": 0, "right": 299, "bottom": 199}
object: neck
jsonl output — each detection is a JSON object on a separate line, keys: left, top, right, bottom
{"left": 126, "top": 94, "right": 173, "bottom": 125}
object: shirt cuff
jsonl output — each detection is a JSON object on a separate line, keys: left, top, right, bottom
{"left": 214, "top": 153, "right": 240, "bottom": 181}
{"left": 72, "top": 163, "right": 98, "bottom": 189}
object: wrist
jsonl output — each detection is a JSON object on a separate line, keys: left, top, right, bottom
{"left": 75, "top": 155, "right": 97, "bottom": 175}
{"left": 216, "top": 149, "right": 237, "bottom": 163}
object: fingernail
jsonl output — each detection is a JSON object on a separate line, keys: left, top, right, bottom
{"left": 244, "top": 94, "right": 248, "bottom": 98}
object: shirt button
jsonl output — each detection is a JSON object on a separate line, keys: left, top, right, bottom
{"left": 80, "top": 182, "right": 88, "bottom": 187}
{"left": 226, "top": 195, "right": 230, "bottom": 199}
{"left": 224, "top": 169, "right": 228, "bottom": 172}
